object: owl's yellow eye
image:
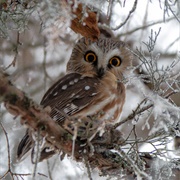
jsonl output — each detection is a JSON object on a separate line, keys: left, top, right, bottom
{"left": 84, "top": 51, "right": 97, "bottom": 63}
{"left": 109, "top": 56, "right": 121, "bottom": 67}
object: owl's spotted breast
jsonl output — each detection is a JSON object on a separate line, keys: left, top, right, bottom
{"left": 73, "top": 72, "right": 125, "bottom": 124}
{"left": 98, "top": 83, "right": 125, "bottom": 123}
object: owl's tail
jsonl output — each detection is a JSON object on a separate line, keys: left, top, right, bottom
{"left": 17, "top": 130, "right": 56, "bottom": 163}
{"left": 17, "top": 130, "right": 33, "bottom": 161}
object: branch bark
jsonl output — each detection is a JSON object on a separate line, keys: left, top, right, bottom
{"left": 0, "top": 70, "right": 77, "bottom": 157}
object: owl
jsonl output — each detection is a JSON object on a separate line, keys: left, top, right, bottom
{"left": 17, "top": 37, "right": 132, "bottom": 162}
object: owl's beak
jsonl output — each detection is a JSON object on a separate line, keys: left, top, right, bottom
{"left": 97, "top": 67, "right": 105, "bottom": 77}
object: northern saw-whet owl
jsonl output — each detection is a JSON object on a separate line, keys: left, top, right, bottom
{"left": 17, "top": 37, "right": 132, "bottom": 162}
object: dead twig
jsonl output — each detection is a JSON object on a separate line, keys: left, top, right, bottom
{"left": 111, "top": 0, "right": 138, "bottom": 30}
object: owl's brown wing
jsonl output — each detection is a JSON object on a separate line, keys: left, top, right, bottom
{"left": 17, "top": 73, "right": 100, "bottom": 162}
{"left": 41, "top": 73, "right": 100, "bottom": 124}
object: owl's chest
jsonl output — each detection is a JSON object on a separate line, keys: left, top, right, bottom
{"left": 95, "top": 86, "right": 125, "bottom": 123}
{"left": 77, "top": 79, "right": 125, "bottom": 124}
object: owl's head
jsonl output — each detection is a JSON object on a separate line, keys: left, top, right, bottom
{"left": 67, "top": 37, "right": 132, "bottom": 80}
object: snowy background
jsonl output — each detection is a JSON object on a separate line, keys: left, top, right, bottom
{"left": 0, "top": 0, "right": 180, "bottom": 179}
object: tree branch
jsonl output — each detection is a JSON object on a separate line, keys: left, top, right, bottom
{"left": 0, "top": 70, "right": 78, "bottom": 157}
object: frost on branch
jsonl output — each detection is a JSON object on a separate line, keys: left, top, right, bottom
{"left": 132, "top": 29, "right": 180, "bottom": 138}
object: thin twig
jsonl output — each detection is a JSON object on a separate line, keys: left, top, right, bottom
{"left": 164, "top": 0, "right": 180, "bottom": 23}
{"left": 118, "top": 17, "right": 174, "bottom": 37}
{"left": 113, "top": 99, "right": 153, "bottom": 129}
{"left": 0, "top": 122, "right": 32, "bottom": 179}
{"left": 117, "top": 148, "right": 150, "bottom": 179}
{"left": 111, "top": 0, "right": 138, "bottom": 30}
{"left": 107, "top": 0, "right": 113, "bottom": 21}
{"left": 47, "top": 160, "right": 53, "bottom": 180}
{"left": 0, "top": 122, "right": 12, "bottom": 178}
{"left": 4, "top": 32, "right": 21, "bottom": 70}
{"left": 83, "top": 155, "right": 93, "bottom": 180}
